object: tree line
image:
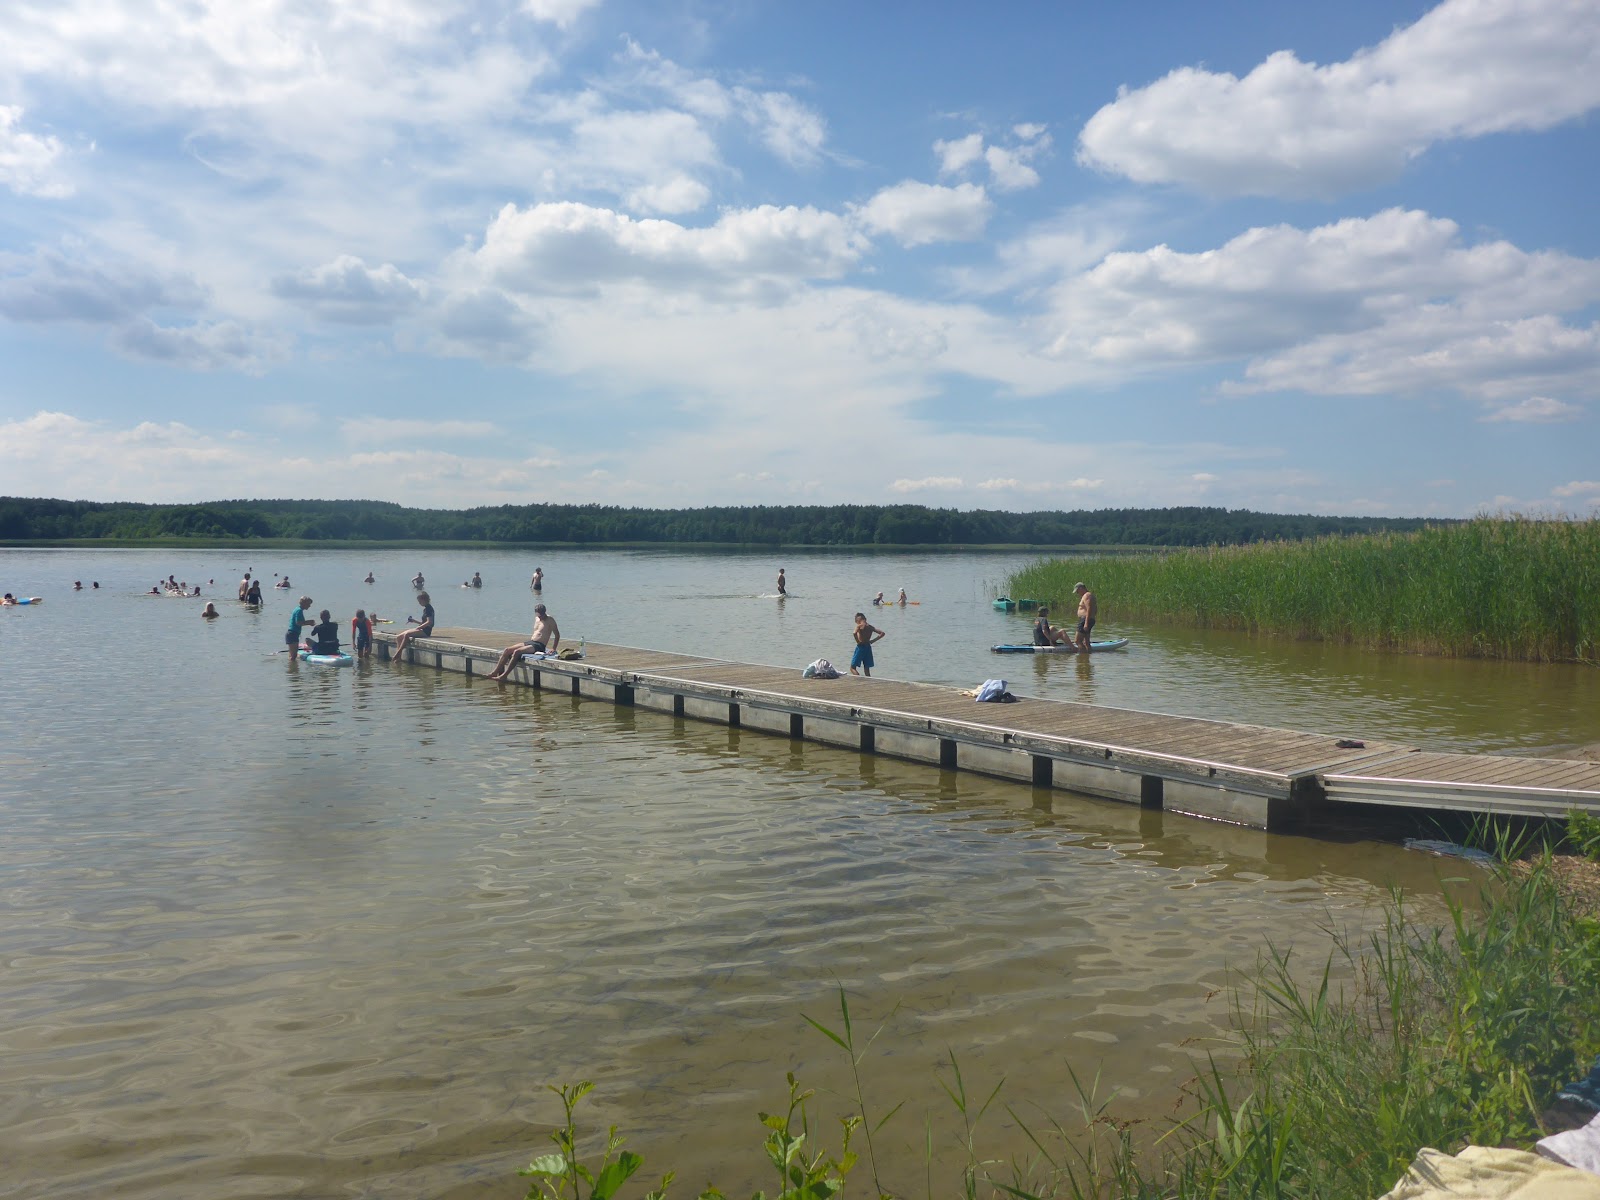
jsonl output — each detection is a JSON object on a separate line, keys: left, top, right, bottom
{"left": 0, "top": 497, "right": 1444, "bottom": 547}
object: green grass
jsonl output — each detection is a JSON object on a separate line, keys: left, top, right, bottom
{"left": 527, "top": 856, "right": 1600, "bottom": 1200}
{"left": 1007, "top": 515, "right": 1600, "bottom": 662}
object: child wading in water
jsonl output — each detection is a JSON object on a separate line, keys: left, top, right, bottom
{"left": 352, "top": 609, "right": 373, "bottom": 657}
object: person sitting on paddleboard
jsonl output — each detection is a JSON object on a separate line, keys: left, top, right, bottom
{"left": 306, "top": 609, "right": 341, "bottom": 656}
{"left": 1032, "top": 606, "right": 1073, "bottom": 647}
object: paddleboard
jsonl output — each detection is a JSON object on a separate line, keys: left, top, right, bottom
{"left": 9, "top": 597, "right": 43, "bottom": 605}
{"left": 298, "top": 649, "right": 354, "bottom": 667}
{"left": 990, "top": 638, "right": 1130, "bottom": 654}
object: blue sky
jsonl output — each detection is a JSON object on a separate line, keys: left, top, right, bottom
{"left": 1, "top": 0, "right": 1596, "bottom": 516}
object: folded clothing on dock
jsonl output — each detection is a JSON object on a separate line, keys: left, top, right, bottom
{"left": 1540, "top": 1112, "right": 1600, "bottom": 1177}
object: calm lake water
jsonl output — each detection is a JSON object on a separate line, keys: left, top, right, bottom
{"left": 2, "top": 546, "right": 1595, "bottom": 1199}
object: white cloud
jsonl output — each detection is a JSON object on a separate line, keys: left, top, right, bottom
{"left": 933, "top": 129, "right": 1050, "bottom": 190}
{"left": 521, "top": 0, "right": 601, "bottom": 28}
{"left": 935, "top": 133, "right": 984, "bottom": 175}
{"left": 111, "top": 317, "right": 290, "bottom": 373}
{"left": 462, "top": 201, "right": 868, "bottom": 301}
{"left": 272, "top": 255, "right": 426, "bottom": 324}
{"left": 0, "top": 105, "right": 71, "bottom": 197}
{"left": 1553, "top": 481, "right": 1600, "bottom": 497}
{"left": 339, "top": 417, "right": 499, "bottom": 441}
{"left": 1039, "top": 209, "right": 1600, "bottom": 406}
{"left": 983, "top": 145, "right": 1040, "bottom": 191}
{"left": 0, "top": 248, "right": 202, "bottom": 323}
{"left": 1479, "top": 395, "right": 1585, "bottom": 423}
{"left": 889, "top": 476, "right": 964, "bottom": 493}
{"left": 853, "top": 181, "right": 991, "bottom": 247}
{"left": 627, "top": 176, "right": 712, "bottom": 215}
{"left": 736, "top": 89, "right": 828, "bottom": 167}
{"left": 1078, "top": 0, "right": 1600, "bottom": 197}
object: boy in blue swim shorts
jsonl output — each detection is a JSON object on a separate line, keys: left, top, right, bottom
{"left": 850, "top": 612, "right": 885, "bottom": 676}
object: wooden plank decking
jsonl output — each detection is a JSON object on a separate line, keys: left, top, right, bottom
{"left": 377, "top": 627, "right": 1600, "bottom": 831}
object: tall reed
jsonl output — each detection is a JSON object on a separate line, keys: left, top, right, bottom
{"left": 523, "top": 859, "right": 1600, "bottom": 1200}
{"left": 1007, "top": 515, "right": 1600, "bottom": 661}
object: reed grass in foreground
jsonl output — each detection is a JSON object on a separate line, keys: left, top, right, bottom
{"left": 1007, "top": 515, "right": 1600, "bottom": 661}
{"left": 524, "top": 857, "right": 1600, "bottom": 1200}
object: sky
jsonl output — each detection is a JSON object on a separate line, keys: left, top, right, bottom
{"left": 1, "top": 0, "right": 1597, "bottom": 517}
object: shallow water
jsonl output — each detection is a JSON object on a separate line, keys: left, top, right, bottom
{"left": 1, "top": 546, "right": 1592, "bottom": 1198}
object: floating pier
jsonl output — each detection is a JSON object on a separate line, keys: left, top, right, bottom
{"left": 377, "top": 627, "right": 1600, "bottom": 832}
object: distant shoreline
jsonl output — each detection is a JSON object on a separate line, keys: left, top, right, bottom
{"left": 0, "top": 539, "right": 1157, "bottom": 553}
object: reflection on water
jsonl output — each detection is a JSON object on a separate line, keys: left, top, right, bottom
{"left": 0, "top": 547, "right": 1584, "bottom": 1198}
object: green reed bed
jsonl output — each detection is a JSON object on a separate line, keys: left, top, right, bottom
{"left": 1008, "top": 515, "right": 1600, "bottom": 662}
{"left": 524, "top": 855, "right": 1600, "bottom": 1200}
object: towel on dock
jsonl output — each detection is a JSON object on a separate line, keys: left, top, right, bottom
{"left": 974, "top": 679, "right": 1017, "bottom": 703}
{"left": 1378, "top": 1146, "right": 1600, "bottom": 1199}
{"left": 803, "top": 659, "right": 839, "bottom": 678}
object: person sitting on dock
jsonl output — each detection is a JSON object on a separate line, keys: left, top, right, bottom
{"left": 486, "top": 604, "right": 560, "bottom": 680}
{"left": 391, "top": 592, "right": 435, "bottom": 662}
{"left": 1032, "top": 606, "right": 1073, "bottom": 647}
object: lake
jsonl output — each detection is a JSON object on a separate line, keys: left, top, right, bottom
{"left": 2, "top": 545, "right": 1594, "bottom": 1199}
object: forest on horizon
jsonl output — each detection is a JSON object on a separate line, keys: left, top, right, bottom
{"left": 0, "top": 497, "right": 1446, "bottom": 548}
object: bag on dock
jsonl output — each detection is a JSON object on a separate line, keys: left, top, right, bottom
{"left": 803, "top": 659, "right": 840, "bottom": 679}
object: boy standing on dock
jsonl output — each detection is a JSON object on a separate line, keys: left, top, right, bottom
{"left": 850, "top": 612, "right": 884, "bottom": 676}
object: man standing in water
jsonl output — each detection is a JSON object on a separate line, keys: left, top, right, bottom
{"left": 850, "top": 612, "right": 884, "bottom": 676}
{"left": 1074, "top": 582, "right": 1098, "bottom": 651}
{"left": 486, "top": 603, "right": 560, "bottom": 680}
{"left": 776, "top": 568, "right": 787, "bottom": 596}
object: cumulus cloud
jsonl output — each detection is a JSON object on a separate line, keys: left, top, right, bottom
{"left": 0, "top": 249, "right": 202, "bottom": 324}
{"left": 736, "top": 89, "right": 828, "bottom": 166}
{"left": 1078, "top": 0, "right": 1600, "bottom": 197}
{"left": 0, "top": 106, "right": 71, "bottom": 197}
{"left": 1553, "top": 481, "right": 1600, "bottom": 497}
{"left": 463, "top": 201, "right": 868, "bottom": 300}
{"left": 340, "top": 416, "right": 498, "bottom": 441}
{"left": 854, "top": 181, "right": 991, "bottom": 247}
{"left": 272, "top": 255, "right": 426, "bottom": 324}
{"left": 112, "top": 317, "right": 290, "bottom": 373}
{"left": 1480, "top": 396, "right": 1584, "bottom": 422}
{"left": 889, "top": 476, "right": 963, "bottom": 493}
{"left": 934, "top": 127, "right": 1049, "bottom": 190}
{"left": 1039, "top": 208, "right": 1600, "bottom": 407}
{"left": 522, "top": 0, "right": 601, "bottom": 28}
{"left": 627, "top": 175, "right": 712, "bottom": 215}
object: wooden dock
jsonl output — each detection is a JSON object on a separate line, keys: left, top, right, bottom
{"left": 376, "top": 627, "right": 1600, "bottom": 832}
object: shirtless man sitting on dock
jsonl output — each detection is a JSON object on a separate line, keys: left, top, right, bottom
{"left": 486, "top": 604, "right": 560, "bottom": 680}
